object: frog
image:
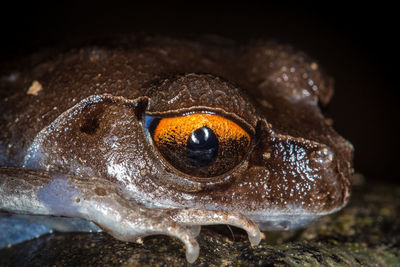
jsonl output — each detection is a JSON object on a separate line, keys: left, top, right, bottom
{"left": 0, "top": 35, "right": 353, "bottom": 263}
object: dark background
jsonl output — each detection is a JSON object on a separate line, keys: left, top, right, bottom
{"left": 1, "top": 2, "right": 398, "bottom": 183}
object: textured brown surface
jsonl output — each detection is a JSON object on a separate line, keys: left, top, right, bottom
{"left": 0, "top": 36, "right": 352, "bottom": 214}
{"left": 0, "top": 36, "right": 355, "bottom": 263}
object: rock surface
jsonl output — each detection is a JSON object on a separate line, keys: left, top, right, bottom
{"left": 1, "top": 179, "right": 399, "bottom": 266}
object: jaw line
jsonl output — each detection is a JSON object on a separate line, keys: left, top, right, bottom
{"left": 244, "top": 206, "right": 339, "bottom": 231}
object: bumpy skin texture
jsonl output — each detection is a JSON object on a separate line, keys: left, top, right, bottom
{"left": 0, "top": 35, "right": 353, "bottom": 263}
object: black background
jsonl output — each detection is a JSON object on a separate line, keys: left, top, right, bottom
{"left": 1, "top": 2, "right": 398, "bottom": 183}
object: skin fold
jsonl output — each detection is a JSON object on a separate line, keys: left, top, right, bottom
{"left": 0, "top": 35, "right": 353, "bottom": 263}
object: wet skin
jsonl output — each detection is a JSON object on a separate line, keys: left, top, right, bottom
{"left": 0, "top": 36, "right": 353, "bottom": 263}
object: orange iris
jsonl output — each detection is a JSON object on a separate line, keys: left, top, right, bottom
{"left": 153, "top": 113, "right": 250, "bottom": 146}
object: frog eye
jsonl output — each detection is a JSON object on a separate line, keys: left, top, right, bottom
{"left": 145, "top": 113, "right": 251, "bottom": 178}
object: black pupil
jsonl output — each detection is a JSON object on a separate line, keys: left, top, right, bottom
{"left": 187, "top": 126, "right": 218, "bottom": 167}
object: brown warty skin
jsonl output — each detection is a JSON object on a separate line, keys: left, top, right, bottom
{"left": 0, "top": 35, "right": 353, "bottom": 263}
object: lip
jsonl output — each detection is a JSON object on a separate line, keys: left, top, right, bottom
{"left": 246, "top": 208, "right": 323, "bottom": 231}
{"left": 246, "top": 201, "right": 350, "bottom": 231}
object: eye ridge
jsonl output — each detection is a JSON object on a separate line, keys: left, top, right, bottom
{"left": 187, "top": 126, "right": 218, "bottom": 168}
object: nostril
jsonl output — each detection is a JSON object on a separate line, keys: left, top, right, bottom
{"left": 80, "top": 117, "right": 100, "bottom": 135}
